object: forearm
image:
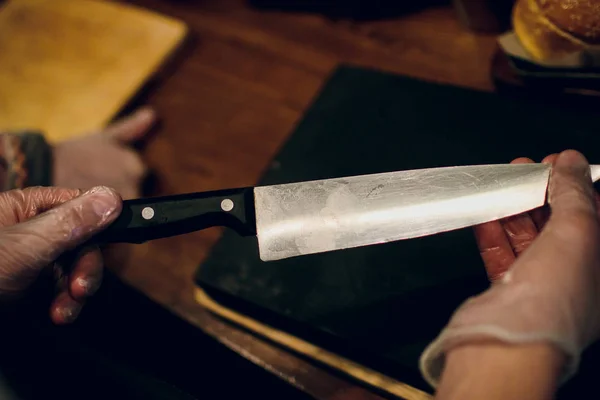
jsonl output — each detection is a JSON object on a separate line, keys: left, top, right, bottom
{"left": 436, "top": 342, "right": 565, "bottom": 400}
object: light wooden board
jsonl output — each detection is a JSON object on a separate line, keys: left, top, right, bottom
{"left": 0, "top": 0, "right": 187, "bottom": 143}
{"left": 194, "top": 287, "right": 432, "bottom": 400}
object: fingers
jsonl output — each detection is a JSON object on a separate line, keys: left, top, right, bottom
{"left": 501, "top": 158, "right": 538, "bottom": 256}
{"left": 529, "top": 154, "right": 557, "bottom": 229}
{"left": 473, "top": 157, "right": 540, "bottom": 281}
{"left": 473, "top": 222, "right": 515, "bottom": 282}
{"left": 0, "top": 187, "right": 83, "bottom": 225}
{"left": 48, "top": 246, "right": 103, "bottom": 324}
{"left": 473, "top": 155, "right": 556, "bottom": 281}
{"left": 50, "top": 289, "right": 83, "bottom": 325}
{"left": 68, "top": 246, "right": 103, "bottom": 300}
{"left": 118, "top": 150, "right": 146, "bottom": 200}
{"left": 501, "top": 215, "right": 537, "bottom": 256}
{"left": 104, "top": 107, "right": 156, "bottom": 143}
{"left": 119, "top": 184, "right": 140, "bottom": 201}
{"left": 547, "top": 150, "right": 597, "bottom": 220}
{"left": 123, "top": 151, "right": 147, "bottom": 182}
{"left": 542, "top": 154, "right": 559, "bottom": 164}
{"left": 49, "top": 262, "right": 83, "bottom": 324}
{"left": 0, "top": 187, "right": 119, "bottom": 324}
{"left": 0, "top": 186, "right": 122, "bottom": 266}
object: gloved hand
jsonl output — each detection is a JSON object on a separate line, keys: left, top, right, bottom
{"left": 53, "top": 107, "right": 156, "bottom": 200}
{"left": 0, "top": 186, "right": 121, "bottom": 324}
{"left": 420, "top": 150, "right": 600, "bottom": 388}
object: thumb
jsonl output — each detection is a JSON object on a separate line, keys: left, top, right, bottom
{"left": 104, "top": 107, "right": 156, "bottom": 143}
{"left": 547, "top": 150, "right": 597, "bottom": 220}
{"left": 4, "top": 186, "right": 122, "bottom": 265}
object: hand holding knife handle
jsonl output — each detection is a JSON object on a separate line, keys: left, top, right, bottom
{"left": 92, "top": 187, "right": 256, "bottom": 244}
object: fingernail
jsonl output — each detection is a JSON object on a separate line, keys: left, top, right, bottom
{"left": 58, "top": 304, "right": 81, "bottom": 323}
{"left": 76, "top": 276, "right": 100, "bottom": 296}
{"left": 84, "top": 186, "right": 119, "bottom": 219}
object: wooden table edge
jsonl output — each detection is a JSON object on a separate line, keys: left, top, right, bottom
{"left": 193, "top": 287, "right": 432, "bottom": 400}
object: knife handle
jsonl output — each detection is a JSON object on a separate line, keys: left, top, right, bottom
{"left": 92, "top": 187, "right": 256, "bottom": 244}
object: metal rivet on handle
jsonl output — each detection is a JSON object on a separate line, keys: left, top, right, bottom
{"left": 221, "top": 199, "right": 234, "bottom": 212}
{"left": 141, "top": 207, "right": 155, "bottom": 220}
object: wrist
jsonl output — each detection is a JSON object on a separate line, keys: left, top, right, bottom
{"left": 420, "top": 279, "right": 586, "bottom": 389}
{"left": 436, "top": 342, "right": 565, "bottom": 400}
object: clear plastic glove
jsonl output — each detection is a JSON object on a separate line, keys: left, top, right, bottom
{"left": 420, "top": 150, "right": 600, "bottom": 387}
{"left": 0, "top": 186, "right": 121, "bottom": 324}
{"left": 53, "top": 107, "right": 156, "bottom": 200}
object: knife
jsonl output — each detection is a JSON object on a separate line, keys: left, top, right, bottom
{"left": 93, "top": 163, "right": 600, "bottom": 261}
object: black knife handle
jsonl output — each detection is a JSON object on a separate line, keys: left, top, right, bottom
{"left": 93, "top": 187, "right": 256, "bottom": 244}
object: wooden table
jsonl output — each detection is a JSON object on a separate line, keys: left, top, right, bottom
{"left": 109, "top": 0, "right": 499, "bottom": 398}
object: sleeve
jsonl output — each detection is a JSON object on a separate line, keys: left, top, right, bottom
{"left": 0, "top": 131, "right": 53, "bottom": 191}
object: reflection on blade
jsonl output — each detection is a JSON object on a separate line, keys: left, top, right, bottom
{"left": 254, "top": 164, "right": 600, "bottom": 262}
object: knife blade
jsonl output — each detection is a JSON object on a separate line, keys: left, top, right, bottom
{"left": 94, "top": 163, "right": 600, "bottom": 261}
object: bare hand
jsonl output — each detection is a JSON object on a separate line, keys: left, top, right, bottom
{"left": 0, "top": 186, "right": 121, "bottom": 324}
{"left": 53, "top": 108, "right": 156, "bottom": 200}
